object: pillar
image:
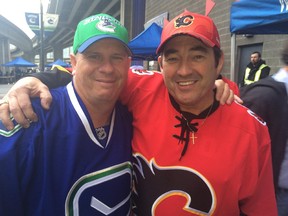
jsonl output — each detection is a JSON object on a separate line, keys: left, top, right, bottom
{"left": 0, "top": 37, "right": 10, "bottom": 72}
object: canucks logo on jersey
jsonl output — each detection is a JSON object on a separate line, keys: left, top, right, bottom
{"left": 66, "top": 162, "right": 132, "bottom": 216}
{"left": 0, "top": 116, "right": 22, "bottom": 137}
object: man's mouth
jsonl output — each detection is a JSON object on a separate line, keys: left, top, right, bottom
{"left": 178, "top": 80, "right": 197, "bottom": 86}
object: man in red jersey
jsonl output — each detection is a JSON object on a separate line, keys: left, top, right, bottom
{"left": 0, "top": 10, "right": 276, "bottom": 216}
{"left": 121, "top": 10, "right": 276, "bottom": 215}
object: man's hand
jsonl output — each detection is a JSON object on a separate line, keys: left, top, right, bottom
{"left": 0, "top": 77, "right": 52, "bottom": 130}
{"left": 215, "top": 79, "right": 243, "bottom": 105}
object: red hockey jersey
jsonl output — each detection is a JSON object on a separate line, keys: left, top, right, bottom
{"left": 121, "top": 69, "right": 277, "bottom": 216}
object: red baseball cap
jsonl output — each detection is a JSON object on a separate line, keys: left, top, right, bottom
{"left": 156, "top": 10, "right": 220, "bottom": 54}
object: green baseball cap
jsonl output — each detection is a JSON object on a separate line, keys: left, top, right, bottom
{"left": 73, "top": 13, "right": 131, "bottom": 55}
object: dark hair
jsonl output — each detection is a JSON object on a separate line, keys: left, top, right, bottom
{"left": 281, "top": 43, "right": 288, "bottom": 65}
{"left": 213, "top": 46, "right": 222, "bottom": 67}
{"left": 252, "top": 51, "right": 261, "bottom": 58}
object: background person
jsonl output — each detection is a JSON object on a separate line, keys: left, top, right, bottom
{"left": 0, "top": 13, "right": 133, "bottom": 215}
{"left": 240, "top": 51, "right": 270, "bottom": 87}
{"left": 241, "top": 44, "right": 288, "bottom": 216}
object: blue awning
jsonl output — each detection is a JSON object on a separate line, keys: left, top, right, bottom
{"left": 128, "top": 23, "right": 162, "bottom": 60}
{"left": 2, "top": 57, "right": 37, "bottom": 67}
{"left": 45, "top": 59, "right": 71, "bottom": 67}
{"left": 230, "top": 0, "right": 288, "bottom": 34}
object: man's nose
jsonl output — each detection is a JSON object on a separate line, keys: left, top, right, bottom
{"left": 177, "top": 60, "right": 192, "bottom": 76}
{"left": 99, "top": 58, "right": 114, "bottom": 73}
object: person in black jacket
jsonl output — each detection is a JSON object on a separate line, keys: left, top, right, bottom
{"left": 241, "top": 45, "right": 288, "bottom": 216}
{"left": 240, "top": 51, "right": 270, "bottom": 87}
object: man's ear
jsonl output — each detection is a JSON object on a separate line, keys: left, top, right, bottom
{"left": 158, "top": 56, "right": 164, "bottom": 72}
{"left": 216, "top": 51, "right": 224, "bottom": 76}
{"left": 70, "top": 54, "right": 77, "bottom": 74}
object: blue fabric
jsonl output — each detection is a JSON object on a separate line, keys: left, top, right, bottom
{"left": 230, "top": 0, "right": 288, "bottom": 34}
{"left": 276, "top": 188, "right": 288, "bottom": 216}
{"left": 0, "top": 84, "right": 133, "bottom": 215}
{"left": 128, "top": 23, "right": 162, "bottom": 60}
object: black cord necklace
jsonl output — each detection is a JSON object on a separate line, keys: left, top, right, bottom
{"left": 180, "top": 102, "right": 214, "bottom": 144}
{"left": 170, "top": 94, "right": 219, "bottom": 160}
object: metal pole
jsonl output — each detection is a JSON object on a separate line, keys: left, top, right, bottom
{"left": 230, "top": 33, "right": 236, "bottom": 82}
{"left": 40, "top": 0, "right": 44, "bottom": 72}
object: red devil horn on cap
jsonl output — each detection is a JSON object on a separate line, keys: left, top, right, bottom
{"left": 163, "top": 19, "right": 169, "bottom": 27}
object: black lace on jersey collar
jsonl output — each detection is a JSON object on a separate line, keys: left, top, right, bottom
{"left": 170, "top": 93, "right": 219, "bottom": 160}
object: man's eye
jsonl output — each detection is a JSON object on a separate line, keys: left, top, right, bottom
{"left": 111, "top": 56, "right": 125, "bottom": 64}
{"left": 165, "top": 57, "right": 178, "bottom": 63}
{"left": 193, "top": 55, "right": 204, "bottom": 61}
{"left": 88, "top": 54, "right": 102, "bottom": 60}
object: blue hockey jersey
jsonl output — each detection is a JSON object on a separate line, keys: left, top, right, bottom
{"left": 0, "top": 82, "right": 133, "bottom": 216}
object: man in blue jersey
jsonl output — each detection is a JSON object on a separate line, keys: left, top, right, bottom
{"left": 0, "top": 13, "right": 133, "bottom": 215}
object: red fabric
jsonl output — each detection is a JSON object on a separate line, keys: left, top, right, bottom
{"left": 222, "top": 76, "right": 240, "bottom": 96}
{"left": 157, "top": 10, "right": 220, "bottom": 54}
{"left": 121, "top": 69, "right": 277, "bottom": 215}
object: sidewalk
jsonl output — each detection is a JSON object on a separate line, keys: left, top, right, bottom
{"left": 0, "top": 83, "right": 12, "bottom": 99}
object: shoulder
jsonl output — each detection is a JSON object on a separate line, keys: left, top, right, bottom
{"left": 121, "top": 69, "right": 166, "bottom": 107}
{"left": 33, "top": 86, "right": 67, "bottom": 108}
{"left": 219, "top": 102, "right": 268, "bottom": 134}
{"left": 31, "top": 86, "right": 69, "bottom": 122}
{"left": 128, "top": 68, "right": 162, "bottom": 82}
{"left": 115, "top": 102, "right": 132, "bottom": 121}
{"left": 241, "top": 77, "right": 286, "bottom": 101}
{"left": 125, "top": 69, "right": 164, "bottom": 95}
{"left": 246, "top": 62, "right": 253, "bottom": 68}
{"left": 213, "top": 103, "right": 270, "bottom": 152}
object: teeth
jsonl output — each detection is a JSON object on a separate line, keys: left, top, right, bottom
{"left": 178, "top": 81, "right": 195, "bottom": 86}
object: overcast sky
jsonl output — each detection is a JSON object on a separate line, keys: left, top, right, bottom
{"left": 0, "top": 0, "right": 49, "bottom": 38}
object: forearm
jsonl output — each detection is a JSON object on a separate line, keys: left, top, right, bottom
{"left": 26, "top": 68, "right": 72, "bottom": 89}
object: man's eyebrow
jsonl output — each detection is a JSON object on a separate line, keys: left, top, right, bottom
{"left": 163, "top": 48, "right": 177, "bottom": 57}
{"left": 164, "top": 45, "right": 209, "bottom": 56}
{"left": 189, "top": 45, "right": 209, "bottom": 53}
{"left": 82, "top": 51, "right": 100, "bottom": 55}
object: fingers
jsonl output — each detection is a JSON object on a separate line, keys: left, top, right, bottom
{"left": 216, "top": 83, "right": 235, "bottom": 105}
{"left": 234, "top": 95, "right": 243, "bottom": 104}
{"left": 0, "top": 102, "right": 14, "bottom": 131}
{"left": 8, "top": 80, "right": 53, "bottom": 127}
{"left": 38, "top": 84, "right": 53, "bottom": 110}
{"left": 215, "top": 79, "right": 238, "bottom": 105}
{"left": 215, "top": 81, "right": 227, "bottom": 104}
{"left": 9, "top": 92, "right": 37, "bottom": 128}
{"left": 225, "top": 89, "right": 235, "bottom": 105}
{"left": 0, "top": 77, "right": 52, "bottom": 130}
{"left": 214, "top": 79, "right": 224, "bottom": 101}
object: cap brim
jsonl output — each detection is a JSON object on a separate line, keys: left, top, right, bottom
{"left": 77, "top": 35, "right": 132, "bottom": 56}
{"left": 156, "top": 33, "right": 216, "bottom": 54}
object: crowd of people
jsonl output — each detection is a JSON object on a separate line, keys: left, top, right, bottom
{"left": 0, "top": 68, "right": 39, "bottom": 84}
{"left": 0, "top": 9, "right": 286, "bottom": 216}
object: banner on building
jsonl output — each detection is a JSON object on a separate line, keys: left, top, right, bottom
{"left": 25, "top": 12, "right": 59, "bottom": 37}
{"left": 25, "top": 12, "right": 40, "bottom": 31}
{"left": 44, "top": 13, "right": 59, "bottom": 32}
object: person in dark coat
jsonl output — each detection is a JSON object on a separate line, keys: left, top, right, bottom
{"left": 241, "top": 45, "right": 288, "bottom": 216}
